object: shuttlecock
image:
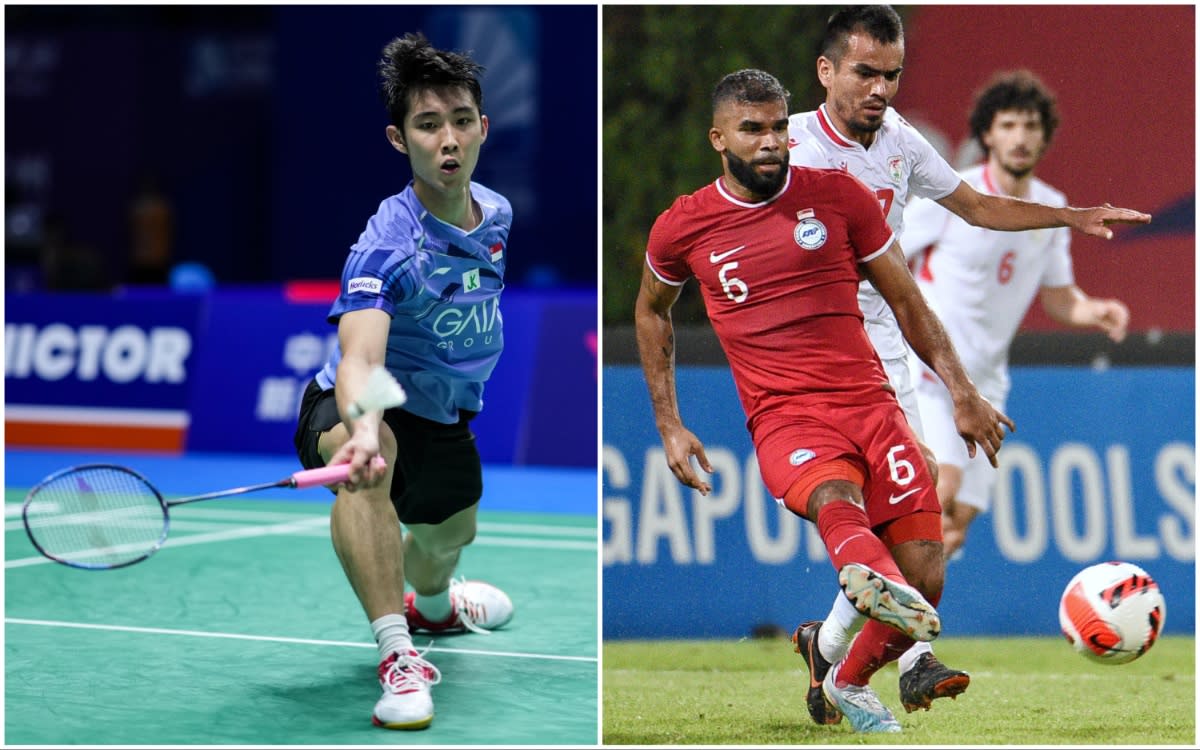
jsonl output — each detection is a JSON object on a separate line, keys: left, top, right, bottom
{"left": 346, "top": 366, "right": 407, "bottom": 419}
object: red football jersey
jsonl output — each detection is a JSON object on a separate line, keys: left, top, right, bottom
{"left": 647, "top": 166, "right": 897, "bottom": 432}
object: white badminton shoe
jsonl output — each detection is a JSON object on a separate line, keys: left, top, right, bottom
{"left": 371, "top": 648, "right": 441, "bottom": 730}
{"left": 405, "top": 578, "right": 514, "bottom": 635}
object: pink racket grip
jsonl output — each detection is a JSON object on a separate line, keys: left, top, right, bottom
{"left": 291, "top": 456, "right": 388, "bottom": 489}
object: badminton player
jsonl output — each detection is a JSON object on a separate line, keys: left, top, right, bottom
{"left": 292, "top": 32, "right": 514, "bottom": 731}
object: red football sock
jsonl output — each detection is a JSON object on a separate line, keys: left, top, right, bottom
{"left": 816, "top": 500, "right": 905, "bottom": 582}
{"left": 838, "top": 589, "right": 943, "bottom": 686}
{"left": 837, "top": 622, "right": 914, "bottom": 686}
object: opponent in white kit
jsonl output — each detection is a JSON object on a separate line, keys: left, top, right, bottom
{"left": 901, "top": 69, "right": 1131, "bottom": 562}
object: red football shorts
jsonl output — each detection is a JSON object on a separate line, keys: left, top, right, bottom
{"left": 753, "top": 396, "right": 941, "bottom": 528}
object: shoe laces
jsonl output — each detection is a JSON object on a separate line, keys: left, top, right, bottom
{"left": 380, "top": 644, "right": 442, "bottom": 695}
{"left": 448, "top": 576, "right": 490, "bottom": 635}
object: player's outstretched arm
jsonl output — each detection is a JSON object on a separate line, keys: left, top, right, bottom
{"left": 634, "top": 263, "right": 714, "bottom": 495}
{"left": 937, "top": 182, "right": 1151, "bottom": 239}
{"left": 1060, "top": 203, "right": 1152, "bottom": 239}
{"left": 330, "top": 307, "right": 393, "bottom": 490}
{"left": 864, "top": 243, "right": 1016, "bottom": 467}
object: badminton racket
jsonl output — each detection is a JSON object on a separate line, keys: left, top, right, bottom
{"left": 22, "top": 456, "right": 387, "bottom": 571}
{"left": 23, "top": 366, "right": 408, "bottom": 571}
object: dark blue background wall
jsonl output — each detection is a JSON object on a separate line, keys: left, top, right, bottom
{"left": 6, "top": 5, "right": 597, "bottom": 289}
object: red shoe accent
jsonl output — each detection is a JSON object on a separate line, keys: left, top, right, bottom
{"left": 378, "top": 650, "right": 438, "bottom": 693}
{"left": 404, "top": 591, "right": 463, "bottom": 633}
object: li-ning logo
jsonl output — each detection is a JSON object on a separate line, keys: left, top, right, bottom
{"left": 347, "top": 277, "right": 383, "bottom": 295}
{"left": 793, "top": 211, "right": 827, "bottom": 251}
{"left": 789, "top": 449, "right": 816, "bottom": 466}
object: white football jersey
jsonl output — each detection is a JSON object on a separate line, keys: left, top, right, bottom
{"left": 901, "top": 163, "right": 1074, "bottom": 398}
{"left": 788, "top": 104, "right": 962, "bottom": 360}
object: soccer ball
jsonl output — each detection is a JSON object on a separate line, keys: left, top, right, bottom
{"left": 1058, "top": 561, "right": 1166, "bottom": 665}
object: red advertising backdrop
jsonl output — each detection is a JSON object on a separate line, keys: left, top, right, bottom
{"left": 898, "top": 5, "right": 1194, "bottom": 333}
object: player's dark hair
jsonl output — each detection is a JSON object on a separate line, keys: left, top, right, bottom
{"left": 378, "top": 32, "right": 484, "bottom": 129}
{"left": 969, "top": 70, "right": 1060, "bottom": 155}
{"left": 820, "top": 5, "right": 904, "bottom": 64}
{"left": 712, "top": 69, "right": 791, "bottom": 114}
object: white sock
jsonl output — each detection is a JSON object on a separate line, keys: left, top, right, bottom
{"left": 414, "top": 589, "right": 454, "bottom": 623}
{"left": 818, "top": 593, "right": 867, "bottom": 663}
{"left": 371, "top": 613, "right": 413, "bottom": 661}
{"left": 898, "top": 640, "right": 933, "bottom": 675}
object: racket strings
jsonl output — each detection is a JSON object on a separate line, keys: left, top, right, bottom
{"left": 23, "top": 466, "right": 168, "bottom": 568}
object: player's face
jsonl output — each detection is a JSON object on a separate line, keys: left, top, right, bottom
{"left": 983, "top": 108, "right": 1046, "bottom": 179}
{"left": 389, "top": 85, "right": 489, "bottom": 197}
{"left": 709, "top": 99, "right": 790, "bottom": 201}
{"left": 819, "top": 32, "right": 904, "bottom": 141}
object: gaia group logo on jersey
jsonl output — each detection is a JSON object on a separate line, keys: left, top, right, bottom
{"left": 793, "top": 210, "right": 828, "bottom": 251}
{"left": 432, "top": 296, "right": 502, "bottom": 350}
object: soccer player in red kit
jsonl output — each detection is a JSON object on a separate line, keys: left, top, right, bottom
{"left": 634, "top": 68, "right": 1014, "bottom": 733}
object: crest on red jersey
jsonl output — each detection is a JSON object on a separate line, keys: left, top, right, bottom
{"left": 794, "top": 211, "right": 827, "bottom": 251}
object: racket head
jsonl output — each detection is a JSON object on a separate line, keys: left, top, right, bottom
{"left": 22, "top": 463, "right": 170, "bottom": 570}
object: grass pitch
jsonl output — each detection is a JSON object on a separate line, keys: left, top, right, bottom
{"left": 603, "top": 635, "right": 1195, "bottom": 745}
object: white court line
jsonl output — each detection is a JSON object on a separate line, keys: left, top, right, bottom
{"left": 6, "top": 518, "right": 241, "bottom": 534}
{"left": 157, "top": 507, "right": 327, "bottom": 523}
{"left": 5, "top": 512, "right": 311, "bottom": 533}
{"left": 473, "top": 536, "right": 595, "bottom": 550}
{"left": 7, "top": 505, "right": 596, "bottom": 562}
{"left": 276, "top": 528, "right": 596, "bottom": 550}
{"left": 5, "top": 516, "right": 331, "bottom": 568}
{"left": 5, "top": 518, "right": 595, "bottom": 564}
{"left": 7, "top": 520, "right": 597, "bottom": 551}
{"left": 5, "top": 617, "right": 597, "bottom": 664}
{"left": 4, "top": 504, "right": 324, "bottom": 528}
{"left": 477, "top": 522, "right": 595, "bottom": 537}
{"left": 7, "top": 505, "right": 597, "bottom": 534}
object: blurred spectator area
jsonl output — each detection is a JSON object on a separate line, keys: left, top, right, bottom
{"left": 601, "top": 5, "right": 1194, "bottom": 335}
{"left": 6, "top": 5, "right": 597, "bottom": 290}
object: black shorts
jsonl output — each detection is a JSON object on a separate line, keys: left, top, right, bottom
{"left": 293, "top": 379, "right": 482, "bottom": 525}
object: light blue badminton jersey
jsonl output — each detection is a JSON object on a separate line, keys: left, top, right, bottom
{"left": 315, "top": 181, "right": 511, "bottom": 424}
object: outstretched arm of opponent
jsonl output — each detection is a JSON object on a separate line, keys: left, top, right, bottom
{"left": 937, "top": 180, "right": 1150, "bottom": 239}
{"left": 863, "top": 243, "right": 1016, "bottom": 467}
{"left": 634, "top": 263, "right": 714, "bottom": 495}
